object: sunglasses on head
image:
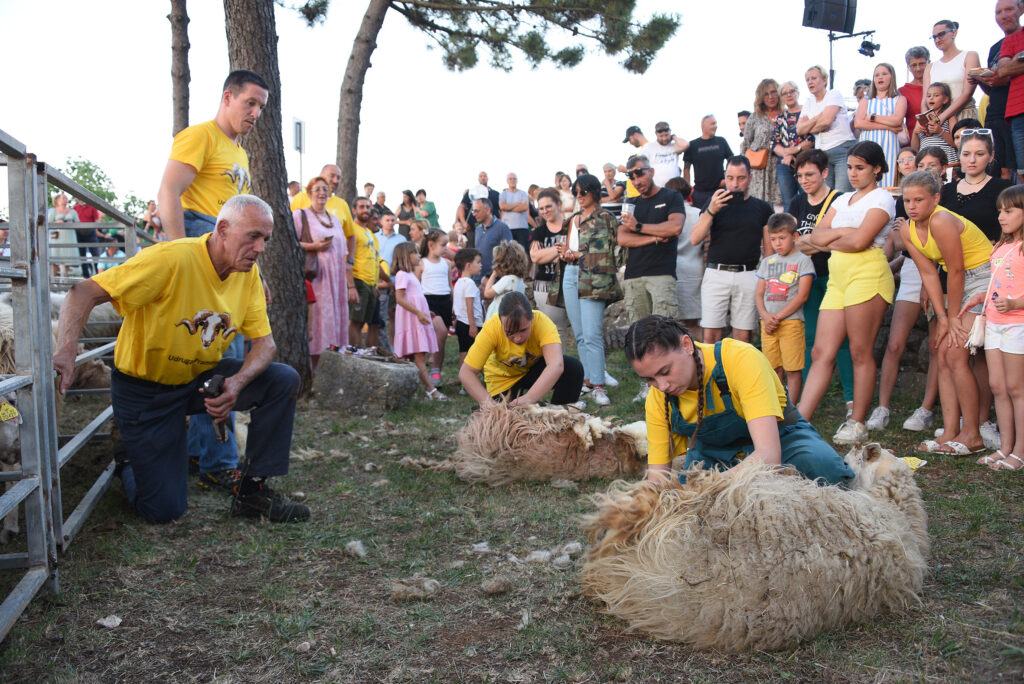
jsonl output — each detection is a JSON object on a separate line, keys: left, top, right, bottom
{"left": 655, "top": 128, "right": 670, "bottom": 134}
{"left": 931, "top": 28, "right": 953, "bottom": 41}
{"left": 627, "top": 167, "right": 652, "bottom": 180}
{"left": 960, "top": 128, "right": 993, "bottom": 138}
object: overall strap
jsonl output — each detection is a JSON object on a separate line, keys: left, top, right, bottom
{"left": 708, "top": 341, "right": 735, "bottom": 413}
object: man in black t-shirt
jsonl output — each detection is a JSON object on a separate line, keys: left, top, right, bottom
{"left": 977, "top": 0, "right": 1022, "bottom": 178}
{"left": 618, "top": 154, "right": 684, "bottom": 319}
{"left": 683, "top": 115, "right": 734, "bottom": 210}
{"left": 689, "top": 155, "right": 772, "bottom": 343}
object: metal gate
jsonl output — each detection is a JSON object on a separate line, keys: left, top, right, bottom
{"left": 0, "top": 128, "right": 148, "bottom": 641}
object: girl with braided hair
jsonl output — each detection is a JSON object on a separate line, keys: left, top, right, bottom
{"left": 624, "top": 315, "right": 853, "bottom": 485}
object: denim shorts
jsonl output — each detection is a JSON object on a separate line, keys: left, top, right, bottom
{"left": 962, "top": 263, "right": 992, "bottom": 314}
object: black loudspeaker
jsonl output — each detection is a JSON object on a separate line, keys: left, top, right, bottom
{"left": 802, "top": 0, "right": 857, "bottom": 34}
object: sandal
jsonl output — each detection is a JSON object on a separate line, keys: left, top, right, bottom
{"left": 989, "top": 453, "right": 1024, "bottom": 471}
{"left": 977, "top": 450, "right": 1004, "bottom": 466}
{"left": 426, "top": 388, "right": 447, "bottom": 401}
{"left": 933, "top": 440, "right": 986, "bottom": 456}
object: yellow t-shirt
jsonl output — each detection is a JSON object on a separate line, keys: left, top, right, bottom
{"left": 289, "top": 192, "right": 355, "bottom": 239}
{"left": 463, "top": 310, "right": 561, "bottom": 395}
{"left": 351, "top": 224, "right": 381, "bottom": 285}
{"left": 644, "top": 339, "right": 787, "bottom": 465}
{"left": 170, "top": 120, "right": 251, "bottom": 218}
{"left": 92, "top": 233, "right": 271, "bottom": 385}
{"left": 908, "top": 206, "right": 992, "bottom": 272}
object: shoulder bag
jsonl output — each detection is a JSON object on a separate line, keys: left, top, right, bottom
{"left": 964, "top": 267, "right": 995, "bottom": 355}
{"left": 300, "top": 210, "right": 320, "bottom": 281}
{"left": 744, "top": 147, "right": 770, "bottom": 170}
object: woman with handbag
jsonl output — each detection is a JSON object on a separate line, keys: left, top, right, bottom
{"left": 960, "top": 185, "right": 1024, "bottom": 470}
{"left": 742, "top": 79, "right": 783, "bottom": 206}
{"left": 897, "top": 170, "right": 992, "bottom": 456}
{"left": 550, "top": 174, "right": 622, "bottom": 406}
{"left": 293, "top": 176, "right": 356, "bottom": 370}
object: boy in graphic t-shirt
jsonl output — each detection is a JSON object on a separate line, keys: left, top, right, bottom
{"left": 755, "top": 213, "right": 815, "bottom": 402}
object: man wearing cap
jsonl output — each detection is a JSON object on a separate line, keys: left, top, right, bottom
{"left": 684, "top": 115, "right": 734, "bottom": 210}
{"left": 643, "top": 121, "right": 689, "bottom": 186}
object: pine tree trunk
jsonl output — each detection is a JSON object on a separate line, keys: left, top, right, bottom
{"left": 224, "top": 0, "right": 312, "bottom": 390}
{"left": 168, "top": 0, "right": 190, "bottom": 136}
{"left": 336, "top": 0, "right": 390, "bottom": 204}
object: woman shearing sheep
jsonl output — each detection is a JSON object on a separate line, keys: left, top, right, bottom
{"left": 625, "top": 315, "right": 853, "bottom": 485}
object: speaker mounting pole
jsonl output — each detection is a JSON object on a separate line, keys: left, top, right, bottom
{"left": 826, "top": 29, "right": 878, "bottom": 89}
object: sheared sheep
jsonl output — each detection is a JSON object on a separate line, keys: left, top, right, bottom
{"left": 579, "top": 443, "right": 929, "bottom": 652}
{"left": 451, "top": 402, "right": 647, "bottom": 486}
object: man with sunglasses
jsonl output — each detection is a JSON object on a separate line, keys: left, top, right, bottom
{"left": 684, "top": 115, "right": 734, "bottom": 210}
{"left": 617, "top": 154, "right": 685, "bottom": 401}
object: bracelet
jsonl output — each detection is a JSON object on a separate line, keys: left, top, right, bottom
{"left": 708, "top": 210, "right": 717, "bottom": 217}
{"left": 935, "top": 313, "right": 947, "bottom": 319}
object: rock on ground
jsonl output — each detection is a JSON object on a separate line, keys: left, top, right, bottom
{"left": 312, "top": 351, "right": 420, "bottom": 415}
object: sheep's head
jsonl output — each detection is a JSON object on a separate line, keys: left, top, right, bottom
{"left": 844, "top": 442, "right": 908, "bottom": 492}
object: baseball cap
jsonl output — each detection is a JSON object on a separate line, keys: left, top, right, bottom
{"left": 622, "top": 125, "right": 642, "bottom": 143}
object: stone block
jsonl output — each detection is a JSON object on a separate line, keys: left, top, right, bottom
{"left": 312, "top": 350, "right": 420, "bottom": 414}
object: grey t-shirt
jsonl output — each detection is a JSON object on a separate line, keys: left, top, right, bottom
{"left": 756, "top": 250, "right": 815, "bottom": 320}
{"left": 498, "top": 189, "right": 529, "bottom": 230}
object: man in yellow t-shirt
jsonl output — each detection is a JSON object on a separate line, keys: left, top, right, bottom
{"left": 289, "top": 163, "right": 356, "bottom": 259}
{"left": 458, "top": 292, "right": 583, "bottom": 406}
{"left": 349, "top": 197, "right": 389, "bottom": 347}
{"left": 156, "top": 70, "right": 270, "bottom": 490}
{"left": 52, "top": 196, "right": 309, "bottom": 525}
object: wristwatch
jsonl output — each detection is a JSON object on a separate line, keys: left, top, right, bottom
{"left": 633, "top": 222, "right": 644, "bottom": 234}
{"left": 346, "top": 257, "right": 355, "bottom": 265}
{"left": 870, "top": 113, "right": 876, "bottom": 122}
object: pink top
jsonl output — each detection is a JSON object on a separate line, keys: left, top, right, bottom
{"left": 987, "top": 241, "right": 1024, "bottom": 324}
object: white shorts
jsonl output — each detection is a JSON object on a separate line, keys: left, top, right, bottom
{"left": 699, "top": 267, "right": 758, "bottom": 331}
{"left": 675, "top": 272, "right": 703, "bottom": 320}
{"left": 895, "top": 258, "right": 922, "bottom": 304}
{"left": 984, "top": 321, "right": 1024, "bottom": 355}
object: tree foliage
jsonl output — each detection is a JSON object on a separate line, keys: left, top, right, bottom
{"left": 298, "top": 0, "right": 678, "bottom": 74}
{"left": 56, "top": 157, "right": 148, "bottom": 220}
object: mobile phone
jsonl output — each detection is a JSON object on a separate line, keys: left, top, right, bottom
{"left": 323, "top": 234, "right": 334, "bottom": 240}
{"left": 727, "top": 192, "right": 745, "bottom": 204}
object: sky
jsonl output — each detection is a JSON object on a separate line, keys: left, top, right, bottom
{"left": 0, "top": 1, "right": 1007, "bottom": 225}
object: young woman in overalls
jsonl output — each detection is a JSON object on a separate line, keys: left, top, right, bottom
{"left": 625, "top": 315, "right": 853, "bottom": 484}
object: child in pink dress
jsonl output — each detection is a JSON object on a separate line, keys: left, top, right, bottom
{"left": 391, "top": 242, "right": 444, "bottom": 400}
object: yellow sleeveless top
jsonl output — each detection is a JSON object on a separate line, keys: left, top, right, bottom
{"left": 908, "top": 206, "right": 992, "bottom": 271}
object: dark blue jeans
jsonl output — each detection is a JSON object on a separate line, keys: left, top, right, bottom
{"left": 183, "top": 210, "right": 245, "bottom": 473}
{"left": 775, "top": 161, "right": 801, "bottom": 210}
{"left": 111, "top": 360, "right": 299, "bottom": 523}
{"left": 1010, "top": 115, "right": 1024, "bottom": 175}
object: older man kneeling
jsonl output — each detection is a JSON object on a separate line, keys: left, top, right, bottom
{"left": 53, "top": 195, "right": 308, "bottom": 524}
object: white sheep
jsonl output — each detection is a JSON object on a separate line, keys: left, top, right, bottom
{"left": 579, "top": 443, "right": 929, "bottom": 652}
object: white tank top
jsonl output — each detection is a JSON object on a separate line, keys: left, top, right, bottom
{"left": 929, "top": 50, "right": 972, "bottom": 107}
{"left": 420, "top": 257, "right": 451, "bottom": 295}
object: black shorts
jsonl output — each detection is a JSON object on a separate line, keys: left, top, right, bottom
{"left": 990, "top": 117, "right": 1016, "bottom": 174}
{"left": 424, "top": 293, "right": 453, "bottom": 328}
{"left": 455, "top": 320, "right": 477, "bottom": 352}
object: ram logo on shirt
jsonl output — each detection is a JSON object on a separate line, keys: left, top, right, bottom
{"left": 176, "top": 310, "right": 238, "bottom": 349}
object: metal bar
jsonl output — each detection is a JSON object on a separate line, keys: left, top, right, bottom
{"left": 0, "top": 477, "right": 38, "bottom": 520}
{"left": 0, "top": 131, "right": 26, "bottom": 159}
{"left": 0, "top": 568, "right": 48, "bottom": 643}
{"left": 0, "top": 374, "right": 33, "bottom": 395}
{"left": 59, "top": 461, "right": 115, "bottom": 551}
{"left": 0, "top": 470, "right": 23, "bottom": 483}
{"left": 0, "top": 553, "right": 29, "bottom": 571}
{"left": 57, "top": 405, "right": 113, "bottom": 469}
{"left": 64, "top": 388, "right": 111, "bottom": 396}
{"left": 40, "top": 164, "right": 134, "bottom": 227}
{"left": 75, "top": 342, "right": 114, "bottom": 366}
{"left": 0, "top": 267, "right": 28, "bottom": 280}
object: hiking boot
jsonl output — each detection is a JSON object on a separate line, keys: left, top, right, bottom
{"left": 198, "top": 468, "right": 242, "bottom": 495}
{"left": 902, "top": 407, "right": 933, "bottom": 431}
{"left": 231, "top": 482, "right": 310, "bottom": 523}
{"left": 833, "top": 419, "right": 869, "bottom": 445}
{"left": 591, "top": 387, "right": 610, "bottom": 406}
{"left": 866, "top": 406, "right": 890, "bottom": 431}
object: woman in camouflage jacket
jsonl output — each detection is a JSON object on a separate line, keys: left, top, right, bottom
{"left": 551, "top": 174, "right": 623, "bottom": 405}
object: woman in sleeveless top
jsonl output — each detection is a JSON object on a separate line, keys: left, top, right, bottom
{"left": 899, "top": 170, "right": 992, "bottom": 456}
{"left": 854, "top": 63, "right": 907, "bottom": 188}
{"left": 923, "top": 19, "right": 981, "bottom": 123}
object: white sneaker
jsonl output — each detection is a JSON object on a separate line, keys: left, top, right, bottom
{"left": 580, "top": 384, "right": 593, "bottom": 395}
{"left": 980, "top": 420, "right": 1001, "bottom": 450}
{"left": 865, "top": 406, "right": 890, "bottom": 431}
{"left": 604, "top": 372, "right": 618, "bottom": 387}
{"left": 902, "top": 407, "right": 933, "bottom": 431}
{"left": 568, "top": 400, "right": 588, "bottom": 411}
{"left": 632, "top": 385, "right": 650, "bottom": 404}
{"left": 833, "top": 419, "right": 869, "bottom": 445}
{"left": 591, "top": 387, "right": 610, "bottom": 406}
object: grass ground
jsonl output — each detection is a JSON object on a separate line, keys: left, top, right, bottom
{"left": 0, "top": 341, "right": 1021, "bottom": 682}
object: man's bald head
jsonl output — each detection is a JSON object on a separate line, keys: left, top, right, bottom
{"left": 320, "top": 164, "right": 342, "bottom": 193}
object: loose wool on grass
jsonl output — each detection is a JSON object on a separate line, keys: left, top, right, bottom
{"left": 451, "top": 402, "right": 647, "bottom": 486}
{"left": 579, "top": 444, "right": 929, "bottom": 652}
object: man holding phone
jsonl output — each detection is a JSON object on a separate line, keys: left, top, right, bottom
{"left": 689, "top": 155, "right": 773, "bottom": 344}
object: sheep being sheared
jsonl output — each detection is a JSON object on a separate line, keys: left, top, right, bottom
{"left": 451, "top": 402, "right": 647, "bottom": 486}
{"left": 579, "top": 443, "right": 929, "bottom": 653}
